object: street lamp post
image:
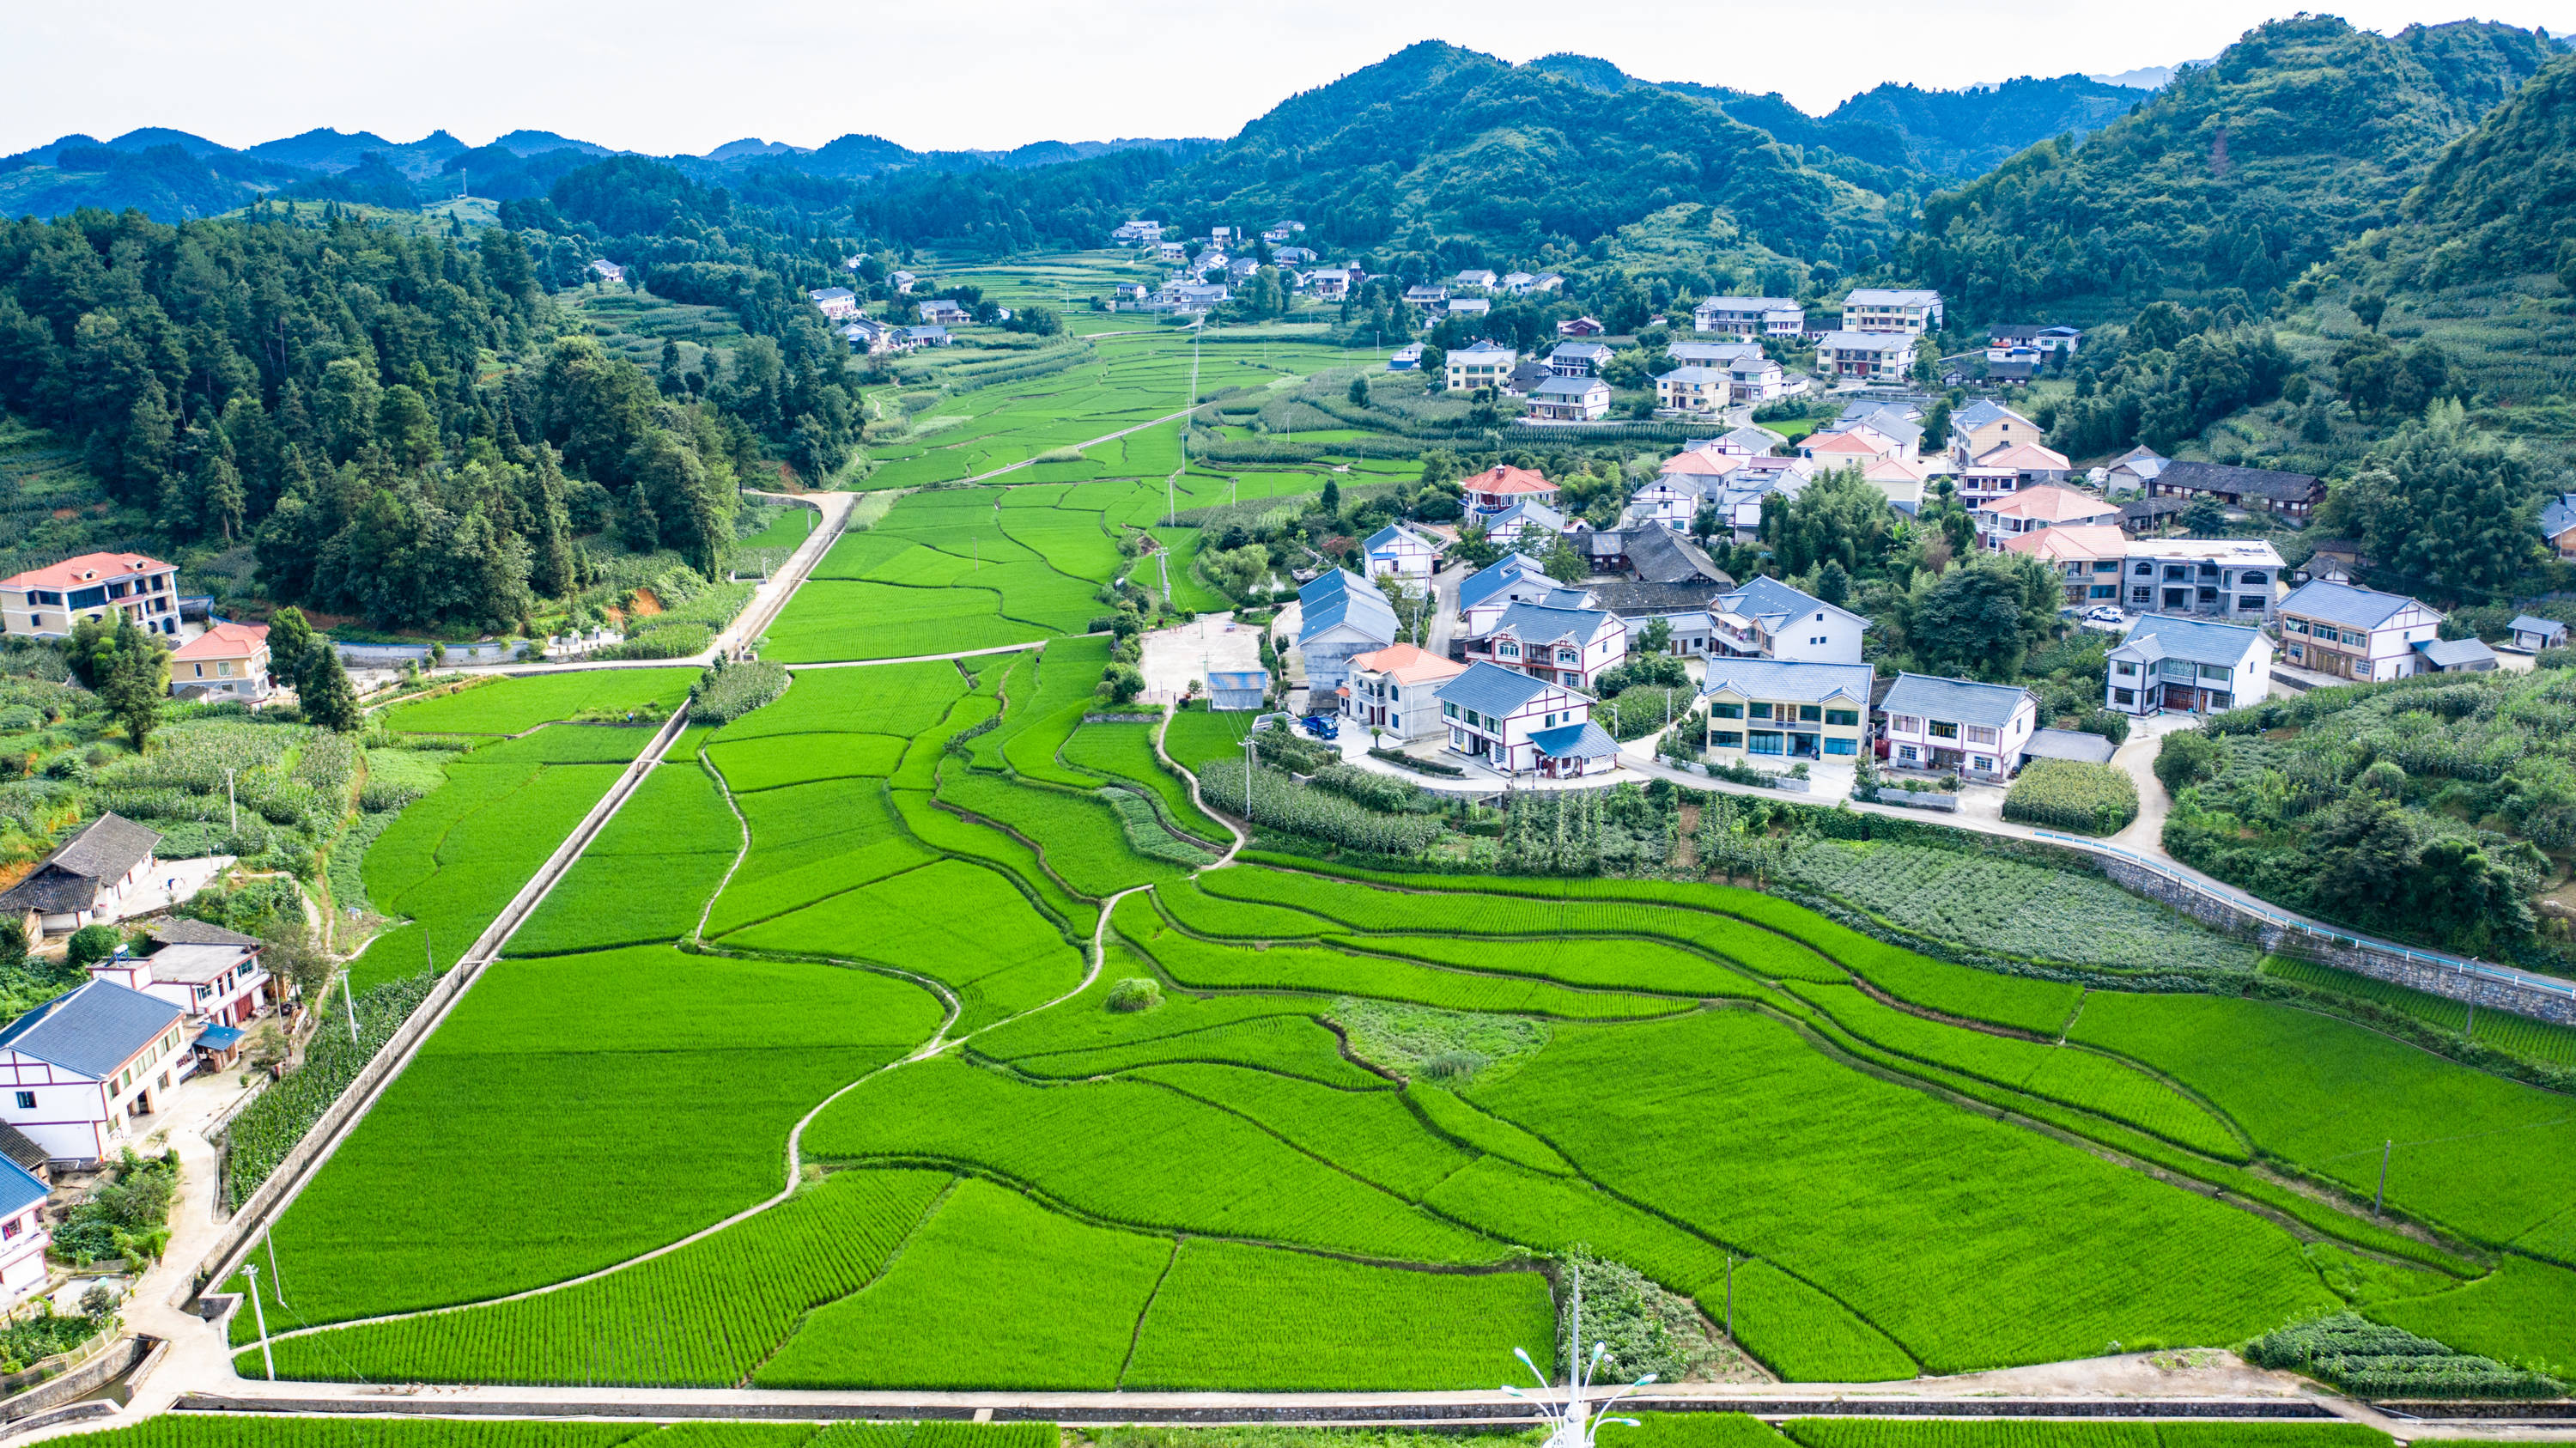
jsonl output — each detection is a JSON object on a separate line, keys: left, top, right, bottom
{"left": 1502, "top": 1259, "right": 1656, "bottom": 1448}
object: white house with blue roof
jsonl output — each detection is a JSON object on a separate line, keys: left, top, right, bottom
{"left": 1434, "top": 662, "right": 1618, "bottom": 778}
{"left": 1458, "top": 554, "right": 1558, "bottom": 635}
{"left": 2276, "top": 580, "right": 2442, "bottom": 683}
{"left": 1711, "top": 576, "right": 1868, "bottom": 664}
{"left": 0, "top": 978, "right": 191, "bottom": 1165}
{"left": 1294, "top": 569, "right": 1400, "bottom": 697}
{"left": 1363, "top": 523, "right": 1443, "bottom": 582}
{"left": 0, "top": 1153, "right": 48, "bottom": 1308}
{"left": 1702, "top": 660, "right": 1875, "bottom": 764}
{"left": 1880, "top": 672, "right": 2041, "bottom": 779}
{"left": 1464, "top": 600, "right": 1627, "bottom": 691}
{"left": 2106, "top": 617, "right": 2271, "bottom": 716}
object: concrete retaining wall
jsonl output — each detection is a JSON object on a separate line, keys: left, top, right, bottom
{"left": 0, "top": 1334, "right": 152, "bottom": 1426}
{"left": 2099, "top": 859, "right": 2576, "bottom": 1026}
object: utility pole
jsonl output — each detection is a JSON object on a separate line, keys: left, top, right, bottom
{"left": 245, "top": 1262, "right": 276, "bottom": 1380}
{"left": 1724, "top": 1255, "right": 1735, "bottom": 1342}
{"left": 224, "top": 767, "right": 237, "bottom": 832}
{"left": 2373, "top": 1139, "right": 2392, "bottom": 1217}
{"left": 266, "top": 1226, "right": 288, "bottom": 1307}
{"left": 343, "top": 968, "right": 361, "bottom": 1047}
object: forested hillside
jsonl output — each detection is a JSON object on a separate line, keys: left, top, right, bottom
{"left": 1905, "top": 17, "right": 2565, "bottom": 323}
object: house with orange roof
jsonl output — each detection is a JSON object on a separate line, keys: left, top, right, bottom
{"left": 1862, "top": 456, "right": 1932, "bottom": 515}
{"left": 1340, "top": 643, "right": 1467, "bottom": 742}
{"left": 1973, "top": 485, "right": 2122, "bottom": 549}
{"left": 1461, "top": 465, "right": 1558, "bottom": 515}
{"left": 1972, "top": 441, "right": 2073, "bottom": 488}
{"left": 1796, "top": 427, "right": 1900, "bottom": 468}
{"left": 168, "top": 622, "right": 274, "bottom": 703}
{"left": 0, "top": 552, "right": 180, "bottom": 641}
{"left": 2004, "top": 524, "right": 2129, "bottom": 606}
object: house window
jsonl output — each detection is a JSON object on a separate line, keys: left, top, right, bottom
{"left": 1443, "top": 703, "right": 1458, "bottom": 719}
{"left": 2238, "top": 595, "right": 2265, "bottom": 611}
{"left": 1749, "top": 703, "right": 1773, "bottom": 719}
{"left": 1, "top": 1219, "right": 17, "bottom": 1241}
{"left": 1825, "top": 709, "right": 1859, "bottom": 727}
{"left": 1825, "top": 738, "right": 1856, "bottom": 756}
{"left": 1965, "top": 725, "right": 1998, "bottom": 746}
{"left": 2283, "top": 618, "right": 2308, "bottom": 634}
{"left": 1898, "top": 745, "right": 1919, "bottom": 764}
{"left": 2113, "top": 688, "right": 2136, "bottom": 705}
{"left": 1499, "top": 642, "right": 1519, "bottom": 658}
{"left": 1891, "top": 715, "right": 1920, "bottom": 733}
{"left": 1711, "top": 703, "right": 1743, "bottom": 719}
{"left": 1748, "top": 732, "right": 1786, "bottom": 755}
{"left": 1929, "top": 721, "right": 1959, "bottom": 739}
{"left": 2113, "top": 661, "right": 2137, "bottom": 677}
{"left": 11, "top": 1092, "right": 29, "bottom": 1110}
{"left": 1797, "top": 705, "right": 1822, "bottom": 722}
{"left": 1712, "top": 731, "right": 1744, "bottom": 749}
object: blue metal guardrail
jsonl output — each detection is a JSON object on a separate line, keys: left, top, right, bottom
{"left": 2032, "top": 829, "right": 2576, "bottom": 1001}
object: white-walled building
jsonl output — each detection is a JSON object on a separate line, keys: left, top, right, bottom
{"left": 1342, "top": 644, "right": 1466, "bottom": 742}
{"left": 1710, "top": 577, "right": 1867, "bottom": 664}
{"left": 1880, "top": 673, "right": 2040, "bottom": 779}
{"left": 88, "top": 920, "right": 273, "bottom": 1033}
{"left": 2106, "top": 617, "right": 2272, "bottom": 716}
{"left": 1363, "top": 523, "right": 1443, "bottom": 581}
{"left": 1464, "top": 601, "right": 1628, "bottom": 691}
{"left": 1840, "top": 289, "right": 1944, "bottom": 334}
{"left": 1446, "top": 342, "right": 1517, "bottom": 392}
{"left": 1814, "top": 332, "right": 1917, "bottom": 384}
{"left": 0, "top": 814, "right": 163, "bottom": 940}
{"left": 1702, "top": 659, "right": 1874, "bottom": 765}
{"left": 0, "top": 980, "right": 191, "bottom": 1165}
{"left": 1436, "top": 663, "right": 1618, "bottom": 778}
{"left": 0, "top": 552, "right": 181, "bottom": 641}
{"left": 1458, "top": 553, "right": 1560, "bottom": 635}
{"left": 2124, "top": 539, "right": 2286, "bottom": 620}
{"left": 2276, "top": 581, "right": 2444, "bottom": 682}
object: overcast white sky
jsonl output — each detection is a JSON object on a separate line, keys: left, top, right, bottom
{"left": 8, "top": 0, "right": 2573, "bottom": 157}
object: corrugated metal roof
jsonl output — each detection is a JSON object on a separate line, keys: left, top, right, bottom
{"left": 1297, "top": 589, "right": 1400, "bottom": 645}
{"left": 2415, "top": 637, "right": 2497, "bottom": 669}
{"left": 2511, "top": 614, "right": 2567, "bottom": 640}
{"left": 1880, "top": 672, "right": 2035, "bottom": 730}
{"left": 0, "top": 979, "right": 183, "bottom": 1082}
{"left": 1530, "top": 721, "right": 1620, "bottom": 760}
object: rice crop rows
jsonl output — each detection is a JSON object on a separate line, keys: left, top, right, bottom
{"left": 258, "top": 1168, "right": 950, "bottom": 1384}
{"left": 1060, "top": 721, "right": 1231, "bottom": 843}
{"left": 939, "top": 770, "right": 1194, "bottom": 897}
{"left": 704, "top": 778, "right": 933, "bottom": 936}
{"left": 718, "top": 661, "right": 968, "bottom": 741}
{"left": 380, "top": 670, "right": 700, "bottom": 735}
{"left": 507, "top": 761, "right": 740, "bottom": 955}
{"left": 705, "top": 733, "right": 907, "bottom": 790}
{"left": 2369, "top": 1254, "right": 2576, "bottom": 1380}
{"left": 800, "top": 1055, "right": 1505, "bottom": 1263}
{"left": 1130, "top": 1062, "right": 1475, "bottom": 1198}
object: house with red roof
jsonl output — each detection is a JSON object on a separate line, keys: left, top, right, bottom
{"left": 0, "top": 552, "right": 180, "bottom": 641}
{"left": 1461, "top": 465, "right": 1559, "bottom": 515}
{"left": 1973, "top": 486, "right": 2123, "bottom": 549}
{"left": 1340, "top": 643, "right": 1467, "bottom": 742}
{"left": 1972, "top": 441, "right": 2074, "bottom": 488}
{"left": 2004, "top": 524, "right": 2129, "bottom": 606}
{"left": 169, "top": 622, "right": 274, "bottom": 703}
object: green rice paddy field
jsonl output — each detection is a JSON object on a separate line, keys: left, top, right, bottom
{"left": 208, "top": 261, "right": 2575, "bottom": 1402}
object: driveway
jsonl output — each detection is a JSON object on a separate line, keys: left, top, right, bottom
{"left": 2109, "top": 712, "right": 2196, "bottom": 855}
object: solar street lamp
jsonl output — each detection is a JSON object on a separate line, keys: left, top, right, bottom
{"left": 1505, "top": 1260, "right": 1656, "bottom": 1448}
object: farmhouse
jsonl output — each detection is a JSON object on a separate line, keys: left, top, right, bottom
{"left": 1947, "top": 401, "right": 2038, "bottom": 465}
{"left": 0, "top": 551, "right": 181, "bottom": 641}
{"left": 915, "top": 297, "right": 969, "bottom": 326}
{"left": 1974, "top": 486, "right": 2121, "bottom": 548}
{"left": 1814, "top": 332, "right": 1915, "bottom": 384}
{"left": 1479, "top": 499, "right": 1569, "bottom": 548}
{"left": 1840, "top": 289, "right": 1943, "bottom": 334}
{"left": 1294, "top": 570, "right": 1400, "bottom": 696}
{"left": 1556, "top": 316, "right": 1605, "bottom": 337}
{"left": 1458, "top": 553, "right": 1558, "bottom": 633}
{"left": 1453, "top": 269, "right": 1499, "bottom": 292}
{"left": 2510, "top": 615, "right": 2568, "bottom": 653}
{"left": 2106, "top": 617, "right": 2272, "bottom": 716}
{"left": 2150, "top": 461, "right": 2326, "bottom": 518}
{"left": 1435, "top": 663, "right": 1616, "bottom": 778}
{"left": 1728, "top": 356, "right": 1789, "bottom": 404}
{"left": 2415, "top": 636, "right": 2499, "bottom": 674}
{"left": 1547, "top": 341, "right": 1613, "bottom": 377}
{"left": 1527, "top": 375, "right": 1611, "bottom": 422}
{"left": 904, "top": 325, "right": 952, "bottom": 348}
{"left": 1655, "top": 366, "right": 1729, "bottom": 416}
{"left": 1880, "top": 673, "right": 2039, "bottom": 779}
{"left": 1499, "top": 360, "right": 1553, "bottom": 399}
{"left": 1464, "top": 601, "right": 1627, "bottom": 691}
{"left": 88, "top": 919, "right": 275, "bottom": 1033}
{"left": 2101, "top": 444, "right": 2168, "bottom": 494}
{"left": 1703, "top": 660, "right": 1874, "bottom": 764}
{"left": 807, "top": 287, "right": 859, "bottom": 320}
{"left": 1694, "top": 296, "right": 1804, "bottom": 337}
{"left": 0, "top": 1157, "right": 47, "bottom": 1311}
{"left": 169, "top": 621, "right": 272, "bottom": 703}
{"left": 1711, "top": 576, "right": 1866, "bottom": 664}
{"left": 1364, "top": 523, "right": 1443, "bottom": 581}
{"left": 1461, "top": 465, "right": 1558, "bottom": 515}
{"left": 1310, "top": 267, "right": 1358, "bottom": 301}
{"left": 2277, "top": 580, "right": 2442, "bottom": 682}
{"left": 1445, "top": 342, "right": 1517, "bottom": 393}
{"left": 2542, "top": 494, "right": 2576, "bottom": 559}
{"left": 1340, "top": 644, "right": 1464, "bottom": 742}
{"left": 0, "top": 813, "right": 161, "bottom": 939}
{"left": 1974, "top": 441, "right": 2073, "bottom": 487}
{"left": 2008, "top": 525, "right": 2129, "bottom": 605}
{"left": 1447, "top": 298, "right": 1492, "bottom": 320}
{"left": 0, "top": 979, "right": 191, "bottom": 1165}
{"left": 2123, "top": 538, "right": 2285, "bottom": 619}
{"left": 1404, "top": 285, "right": 1449, "bottom": 315}
{"left": 1668, "top": 341, "right": 1764, "bottom": 368}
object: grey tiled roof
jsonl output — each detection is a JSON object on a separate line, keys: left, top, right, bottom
{"left": 0, "top": 1122, "right": 46, "bottom": 1177}
{"left": 1458, "top": 554, "right": 1546, "bottom": 611}
{"left": 1437, "top": 661, "right": 1560, "bottom": 716}
{"left": 0, "top": 813, "right": 160, "bottom": 915}
{"left": 2279, "top": 580, "right": 2429, "bottom": 631}
{"left": 0, "top": 979, "right": 183, "bottom": 1081}
{"left": 1585, "top": 578, "right": 1731, "bottom": 613}
{"left": 1718, "top": 575, "right": 1862, "bottom": 630}
{"left": 2542, "top": 494, "right": 2576, "bottom": 538}
{"left": 1880, "top": 672, "right": 2035, "bottom": 730}
{"left": 2157, "top": 461, "right": 2321, "bottom": 503}
{"left": 1624, "top": 526, "right": 1729, "bottom": 586}
{"left": 149, "top": 919, "right": 257, "bottom": 947}
{"left": 1483, "top": 602, "right": 1617, "bottom": 648}
{"left": 2111, "top": 616, "right": 2267, "bottom": 669}
{"left": 1700, "top": 659, "right": 1874, "bottom": 704}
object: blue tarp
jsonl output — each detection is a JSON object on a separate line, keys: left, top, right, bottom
{"left": 194, "top": 1025, "right": 244, "bottom": 1050}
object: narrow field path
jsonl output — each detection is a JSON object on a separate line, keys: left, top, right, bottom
{"left": 959, "top": 403, "right": 1203, "bottom": 485}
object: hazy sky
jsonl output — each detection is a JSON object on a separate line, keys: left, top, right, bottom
{"left": 8, "top": 0, "right": 2573, "bottom": 157}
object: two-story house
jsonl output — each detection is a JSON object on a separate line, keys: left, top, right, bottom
{"left": 1974, "top": 486, "right": 2122, "bottom": 549}
{"left": 1453, "top": 269, "right": 1499, "bottom": 293}
{"left": 1295, "top": 569, "right": 1400, "bottom": 696}
{"left": 2542, "top": 494, "right": 2576, "bottom": 560}
{"left": 1465, "top": 601, "right": 1628, "bottom": 691}
{"left": 1668, "top": 341, "right": 1765, "bottom": 368}
{"left": 1404, "top": 285, "right": 1450, "bottom": 316}
{"left": 1693, "top": 296, "right": 1804, "bottom": 337}
{"left": 807, "top": 287, "right": 860, "bottom": 320}
{"left": 0, "top": 1156, "right": 49, "bottom": 1311}
{"left": 88, "top": 919, "right": 274, "bottom": 1032}
{"left": 1459, "top": 553, "right": 1561, "bottom": 634}
{"left": 1947, "top": 401, "right": 2039, "bottom": 465}
{"left": 1840, "top": 288, "right": 1943, "bottom": 334}
{"left": 1364, "top": 523, "right": 1443, "bottom": 581}
{"left": 0, "top": 813, "right": 162, "bottom": 940}
{"left": 1436, "top": 663, "right": 1618, "bottom": 778}
{"left": 1728, "top": 356, "right": 1789, "bottom": 404}
{"left": 1880, "top": 673, "right": 2040, "bottom": 779}
{"left": 0, "top": 979, "right": 191, "bottom": 1165}
{"left": 1528, "top": 375, "right": 1612, "bottom": 421}
{"left": 170, "top": 621, "right": 274, "bottom": 703}
{"left": 2008, "top": 525, "right": 2129, "bottom": 606}
{"left": 2106, "top": 617, "right": 2272, "bottom": 716}
{"left": 1445, "top": 342, "right": 1517, "bottom": 393}
{"left": 0, "top": 552, "right": 182, "bottom": 641}
{"left": 2124, "top": 538, "right": 2286, "bottom": 619}
{"left": 1461, "top": 465, "right": 1558, "bottom": 516}
{"left": 1654, "top": 366, "right": 1730, "bottom": 416}
{"left": 1342, "top": 644, "right": 1465, "bottom": 742}
{"left": 915, "top": 297, "right": 969, "bottom": 326}
{"left": 1710, "top": 576, "right": 1867, "bottom": 664}
{"left": 1547, "top": 341, "right": 1614, "bottom": 378}
{"left": 1703, "top": 660, "right": 1874, "bottom": 764}
{"left": 2276, "top": 580, "right": 2443, "bottom": 682}
{"left": 1814, "top": 332, "right": 1915, "bottom": 384}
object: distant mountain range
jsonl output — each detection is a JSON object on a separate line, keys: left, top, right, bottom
{"left": 0, "top": 48, "right": 2199, "bottom": 226}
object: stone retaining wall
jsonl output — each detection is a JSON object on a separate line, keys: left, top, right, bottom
{"left": 2099, "top": 859, "right": 2576, "bottom": 1026}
